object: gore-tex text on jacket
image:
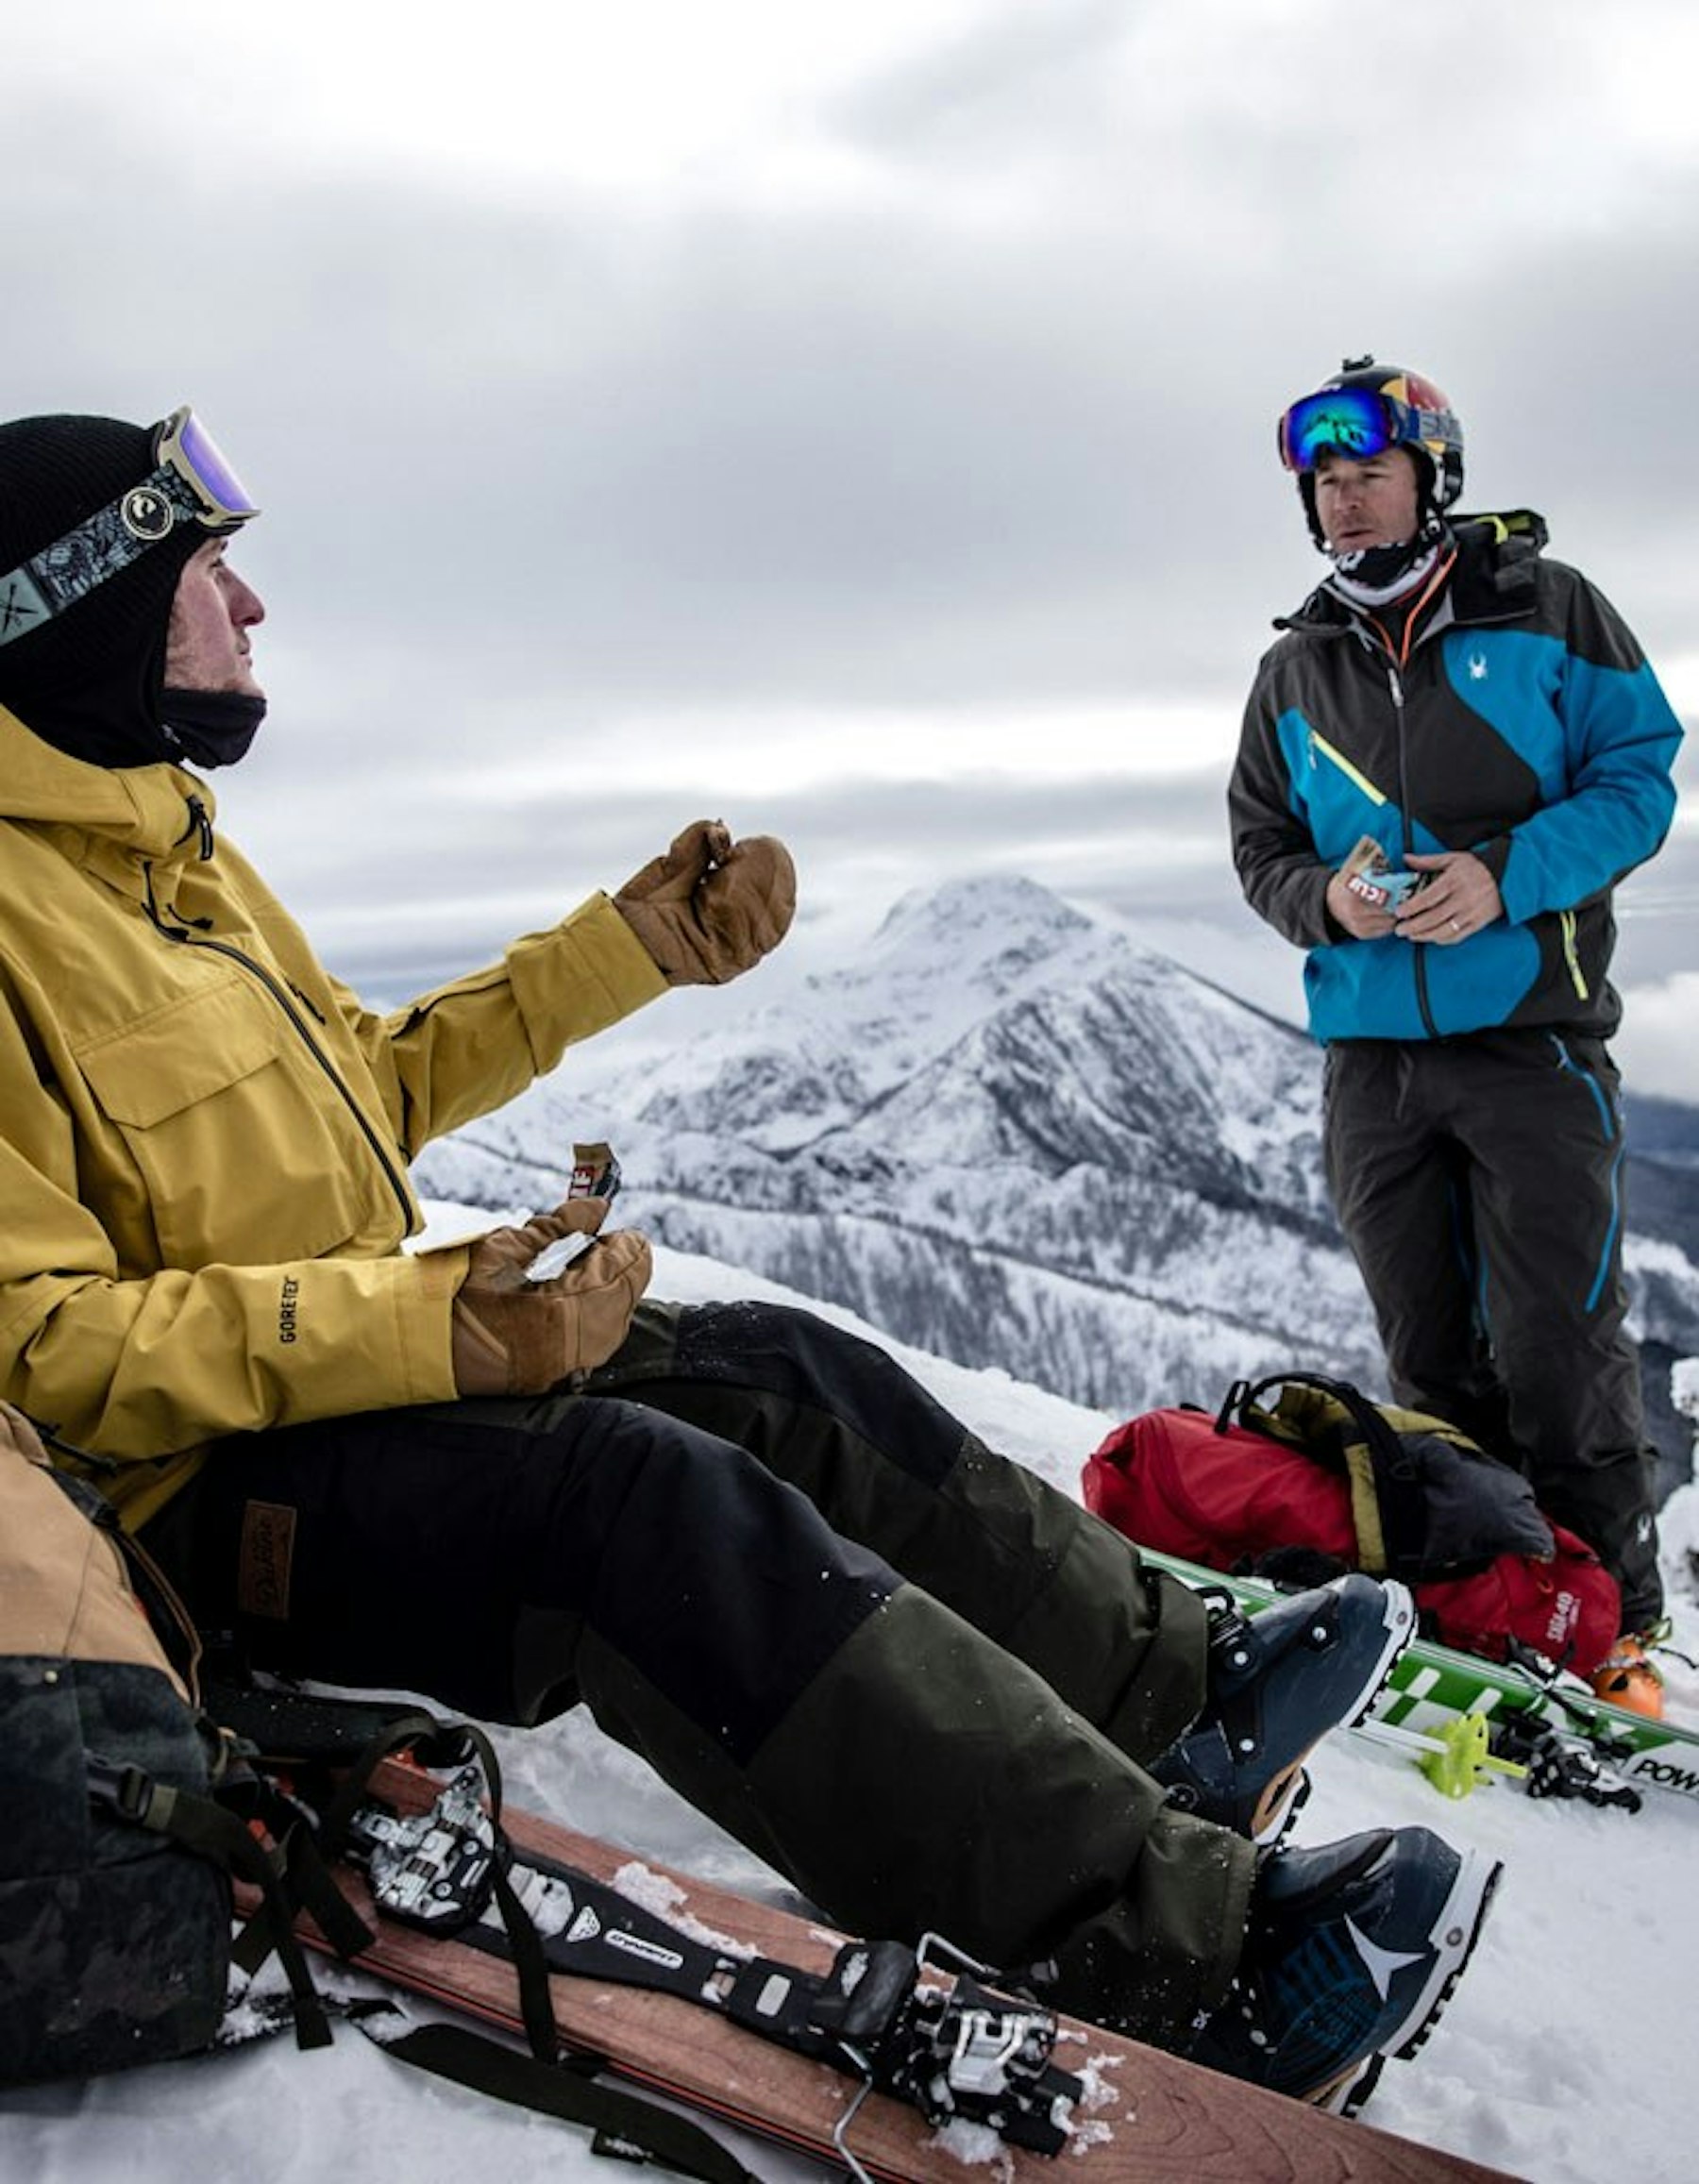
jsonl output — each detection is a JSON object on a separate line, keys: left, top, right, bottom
{"left": 1228, "top": 512, "right": 1683, "bottom": 1045}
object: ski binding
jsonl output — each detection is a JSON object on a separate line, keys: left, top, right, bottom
{"left": 347, "top": 1764, "right": 500, "bottom": 1931}
{"left": 345, "top": 1765, "right": 1082, "bottom": 2160}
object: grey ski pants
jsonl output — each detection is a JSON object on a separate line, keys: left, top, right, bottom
{"left": 1324, "top": 1030, "right": 1661, "bottom": 1628}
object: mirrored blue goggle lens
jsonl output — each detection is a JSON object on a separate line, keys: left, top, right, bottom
{"left": 169, "top": 412, "right": 259, "bottom": 523}
{"left": 1278, "top": 387, "right": 1401, "bottom": 473}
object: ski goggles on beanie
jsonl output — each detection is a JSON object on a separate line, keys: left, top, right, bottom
{"left": 1277, "top": 384, "right": 1459, "bottom": 475}
{"left": 0, "top": 406, "right": 258, "bottom": 651}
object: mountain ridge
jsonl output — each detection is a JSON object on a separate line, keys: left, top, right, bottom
{"left": 416, "top": 875, "right": 1699, "bottom": 1480}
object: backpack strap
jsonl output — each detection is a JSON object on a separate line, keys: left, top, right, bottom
{"left": 350, "top": 2009, "right": 762, "bottom": 2184}
{"left": 219, "top": 1688, "right": 563, "bottom": 2070}
{"left": 228, "top": 1688, "right": 761, "bottom": 2181}
{"left": 1220, "top": 1371, "right": 1427, "bottom": 1577}
{"left": 86, "top": 1753, "right": 336, "bottom": 2050}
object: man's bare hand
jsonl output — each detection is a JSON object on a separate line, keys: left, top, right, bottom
{"left": 1325, "top": 869, "right": 1397, "bottom": 940}
{"left": 1395, "top": 850, "right": 1504, "bottom": 945}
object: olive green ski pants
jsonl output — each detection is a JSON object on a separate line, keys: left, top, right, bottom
{"left": 160, "top": 1298, "right": 1255, "bottom": 2047}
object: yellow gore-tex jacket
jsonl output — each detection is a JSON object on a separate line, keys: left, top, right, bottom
{"left": 0, "top": 704, "right": 667, "bottom": 1526}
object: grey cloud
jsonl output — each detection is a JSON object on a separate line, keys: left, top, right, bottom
{"left": 5, "top": 8, "right": 1694, "bottom": 1060}
{"left": 253, "top": 740, "right": 1696, "bottom": 1029}
{"left": 11, "top": 53, "right": 1696, "bottom": 729}
{"left": 830, "top": 0, "right": 1133, "bottom": 153}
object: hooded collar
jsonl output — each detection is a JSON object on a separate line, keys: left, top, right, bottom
{"left": 0, "top": 699, "right": 218, "bottom": 893}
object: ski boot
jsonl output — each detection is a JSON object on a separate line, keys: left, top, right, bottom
{"left": 1152, "top": 1573, "right": 1415, "bottom": 1842}
{"left": 1189, "top": 1824, "right": 1502, "bottom": 2114}
{"left": 1589, "top": 1631, "right": 1665, "bottom": 1721}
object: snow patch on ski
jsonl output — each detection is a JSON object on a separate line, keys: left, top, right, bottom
{"left": 612, "top": 1859, "right": 756, "bottom": 1958}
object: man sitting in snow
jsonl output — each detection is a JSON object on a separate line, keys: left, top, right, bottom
{"left": 0, "top": 403, "right": 1500, "bottom": 2112}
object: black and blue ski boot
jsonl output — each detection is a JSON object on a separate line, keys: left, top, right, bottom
{"left": 1189, "top": 1824, "right": 1502, "bottom": 2114}
{"left": 1152, "top": 1574, "right": 1415, "bottom": 1842}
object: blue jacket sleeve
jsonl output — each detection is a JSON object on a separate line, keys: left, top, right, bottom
{"left": 1494, "top": 573, "right": 1683, "bottom": 924}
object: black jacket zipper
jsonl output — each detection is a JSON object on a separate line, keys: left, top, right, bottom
{"left": 1380, "top": 658, "right": 1438, "bottom": 1040}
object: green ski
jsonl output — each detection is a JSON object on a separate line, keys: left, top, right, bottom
{"left": 1142, "top": 1547, "right": 1699, "bottom": 1813}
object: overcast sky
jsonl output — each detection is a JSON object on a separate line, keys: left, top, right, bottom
{"left": 7, "top": 0, "right": 1697, "bottom": 1094}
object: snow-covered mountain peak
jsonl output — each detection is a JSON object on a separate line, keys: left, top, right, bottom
{"left": 419, "top": 874, "right": 1367, "bottom": 1408}
{"left": 869, "top": 870, "right": 1099, "bottom": 968}
{"left": 808, "top": 871, "right": 1125, "bottom": 1025}
{"left": 415, "top": 872, "right": 1699, "bottom": 1464}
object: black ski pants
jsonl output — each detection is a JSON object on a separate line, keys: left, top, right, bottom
{"left": 149, "top": 1298, "right": 1254, "bottom": 2048}
{"left": 1324, "top": 1030, "right": 1661, "bottom": 1628}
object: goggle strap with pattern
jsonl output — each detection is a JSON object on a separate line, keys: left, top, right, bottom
{"left": 0, "top": 406, "right": 257, "bottom": 650}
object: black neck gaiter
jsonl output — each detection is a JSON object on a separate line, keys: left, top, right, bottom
{"left": 158, "top": 688, "right": 267, "bottom": 770}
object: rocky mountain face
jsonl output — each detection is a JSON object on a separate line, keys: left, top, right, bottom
{"left": 415, "top": 876, "right": 1699, "bottom": 1487}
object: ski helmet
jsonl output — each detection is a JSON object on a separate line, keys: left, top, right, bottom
{"left": 1277, "top": 358, "right": 1464, "bottom": 546}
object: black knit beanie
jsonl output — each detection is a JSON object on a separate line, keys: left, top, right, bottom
{"left": 0, "top": 412, "right": 206, "bottom": 765}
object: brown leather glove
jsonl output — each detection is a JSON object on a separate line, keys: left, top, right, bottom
{"left": 449, "top": 1199, "right": 651, "bottom": 1396}
{"left": 614, "top": 819, "right": 797, "bottom": 985}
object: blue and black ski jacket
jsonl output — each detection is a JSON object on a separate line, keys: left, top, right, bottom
{"left": 1229, "top": 512, "right": 1683, "bottom": 1044}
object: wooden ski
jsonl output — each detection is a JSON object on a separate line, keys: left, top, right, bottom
{"left": 247, "top": 1756, "right": 1524, "bottom": 2184}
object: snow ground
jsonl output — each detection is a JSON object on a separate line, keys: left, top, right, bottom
{"left": 4, "top": 1236, "right": 1695, "bottom": 2184}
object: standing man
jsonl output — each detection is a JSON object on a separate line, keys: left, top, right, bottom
{"left": 1230, "top": 358, "right": 1684, "bottom": 1716}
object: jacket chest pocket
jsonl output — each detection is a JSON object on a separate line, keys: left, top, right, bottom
{"left": 76, "top": 976, "right": 382, "bottom": 1270}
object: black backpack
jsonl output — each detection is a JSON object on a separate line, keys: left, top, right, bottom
{"left": 0, "top": 1405, "right": 759, "bottom": 2182}
{"left": 1, "top": 1401, "right": 246, "bottom": 2080}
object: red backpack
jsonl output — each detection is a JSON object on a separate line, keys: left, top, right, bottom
{"left": 1082, "top": 1372, "right": 1620, "bottom": 1678}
